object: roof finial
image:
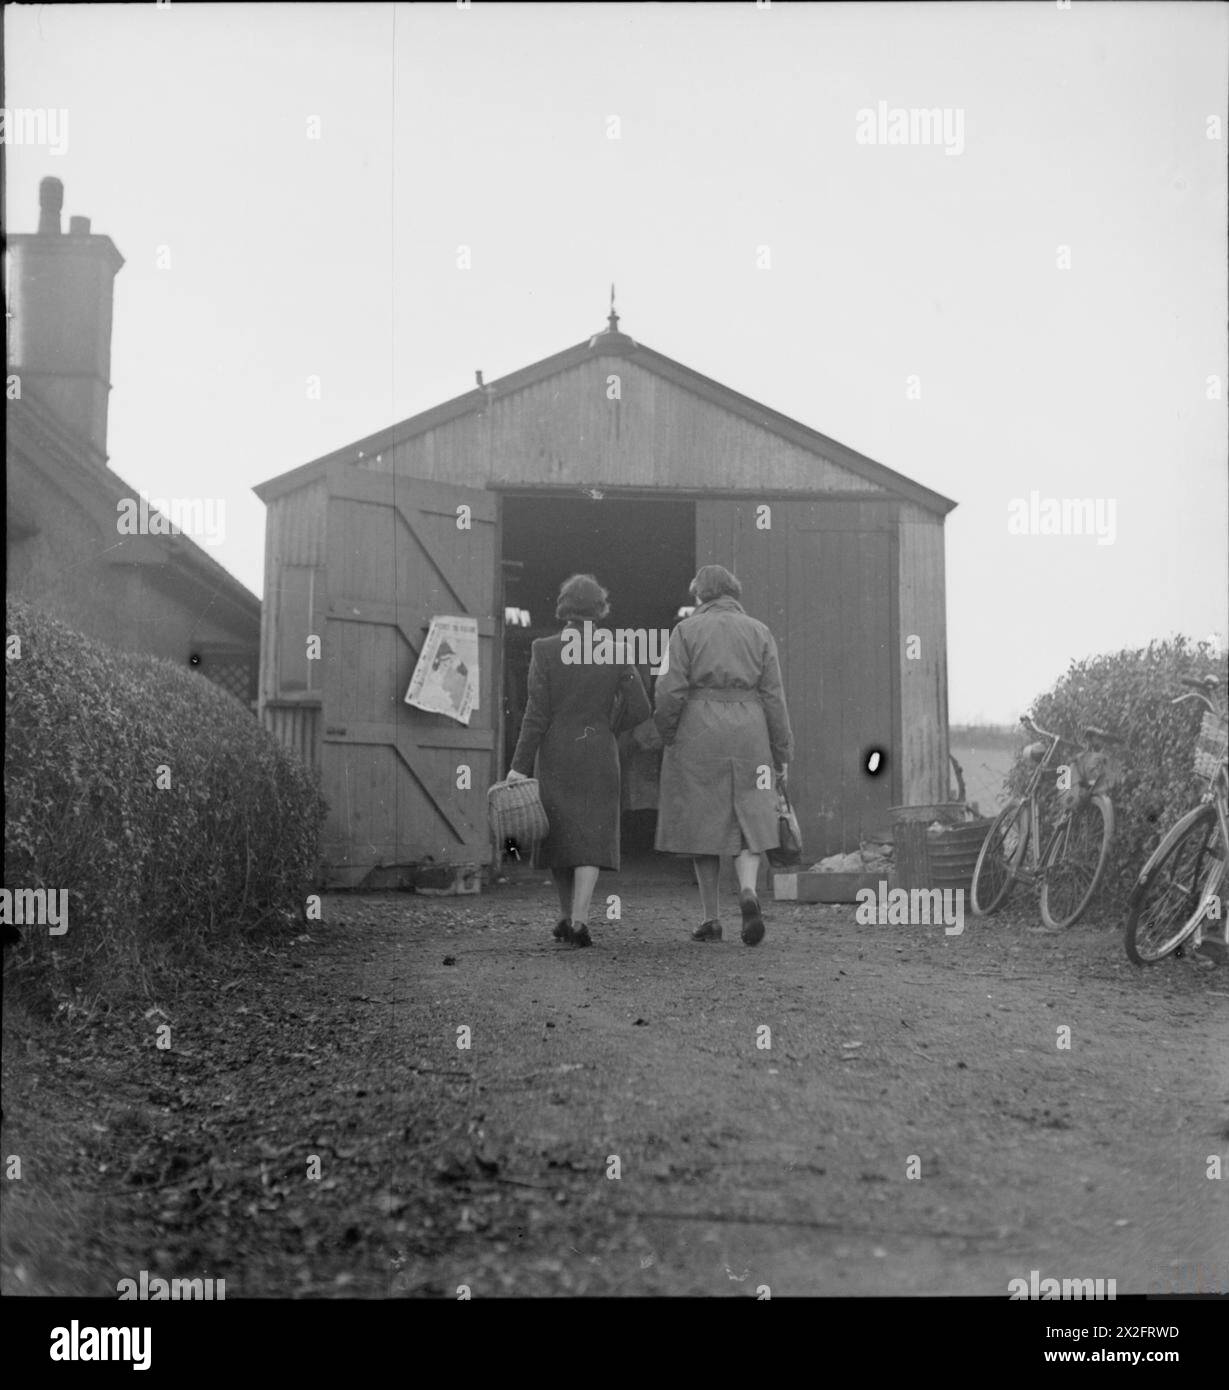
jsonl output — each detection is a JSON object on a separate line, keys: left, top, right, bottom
{"left": 608, "top": 282, "right": 619, "bottom": 333}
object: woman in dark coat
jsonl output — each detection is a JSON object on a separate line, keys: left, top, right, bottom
{"left": 508, "top": 574, "right": 650, "bottom": 947}
{"left": 654, "top": 565, "right": 794, "bottom": 946}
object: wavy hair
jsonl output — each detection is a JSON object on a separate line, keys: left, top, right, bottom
{"left": 690, "top": 564, "right": 742, "bottom": 604}
{"left": 555, "top": 573, "right": 610, "bottom": 623}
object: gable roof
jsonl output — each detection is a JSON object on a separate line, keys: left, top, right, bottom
{"left": 8, "top": 388, "right": 260, "bottom": 626}
{"left": 254, "top": 326, "right": 956, "bottom": 515}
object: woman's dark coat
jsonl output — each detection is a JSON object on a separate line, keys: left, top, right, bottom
{"left": 653, "top": 596, "right": 794, "bottom": 855}
{"left": 510, "top": 627, "right": 651, "bottom": 870}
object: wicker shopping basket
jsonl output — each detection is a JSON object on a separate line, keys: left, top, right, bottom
{"left": 488, "top": 776, "right": 550, "bottom": 846}
{"left": 1193, "top": 710, "right": 1229, "bottom": 782}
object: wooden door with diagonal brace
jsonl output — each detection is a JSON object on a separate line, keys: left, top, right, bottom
{"left": 321, "top": 463, "right": 498, "bottom": 885}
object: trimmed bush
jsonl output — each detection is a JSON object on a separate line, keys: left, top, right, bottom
{"left": 1004, "top": 636, "right": 1228, "bottom": 912}
{"left": 4, "top": 600, "right": 326, "bottom": 996}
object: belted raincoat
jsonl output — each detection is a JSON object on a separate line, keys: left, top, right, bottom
{"left": 653, "top": 596, "right": 794, "bottom": 856}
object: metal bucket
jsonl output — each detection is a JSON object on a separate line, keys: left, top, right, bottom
{"left": 926, "top": 818, "right": 994, "bottom": 893}
{"left": 888, "top": 802, "right": 967, "bottom": 826}
{"left": 893, "top": 821, "right": 930, "bottom": 891}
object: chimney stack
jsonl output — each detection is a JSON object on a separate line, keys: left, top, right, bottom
{"left": 38, "top": 176, "right": 63, "bottom": 234}
{"left": 8, "top": 178, "right": 125, "bottom": 466}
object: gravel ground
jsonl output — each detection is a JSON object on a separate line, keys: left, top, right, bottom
{"left": 3, "top": 857, "right": 1227, "bottom": 1298}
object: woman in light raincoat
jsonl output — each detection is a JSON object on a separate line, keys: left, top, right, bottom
{"left": 654, "top": 565, "right": 794, "bottom": 946}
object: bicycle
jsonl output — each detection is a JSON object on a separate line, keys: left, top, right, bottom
{"left": 970, "top": 714, "right": 1123, "bottom": 929}
{"left": 1123, "top": 674, "right": 1229, "bottom": 965}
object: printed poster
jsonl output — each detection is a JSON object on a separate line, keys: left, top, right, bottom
{"left": 405, "top": 615, "right": 479, "bottom": 725}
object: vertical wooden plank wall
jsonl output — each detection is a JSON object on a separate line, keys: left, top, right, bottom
{"left": 785, "top": 503, "right": 897, "bottom": 854}
{"left": 261, "top": 703, "right": 321, "bottom": 769}
{"left": 897, "top": 502, "right": 949, "bottom": 804}
{"left": 371, "top": 358, "right": 886, "bottom": 496}
{"left": 696, "top": 498, "right": 900, "bottom": 859}
{"left": 259, "top": 479, "right": 327, "bottom": 770}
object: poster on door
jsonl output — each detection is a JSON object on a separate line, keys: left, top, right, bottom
{"left": 405, "top": 615, "right": 480, "bottom": 725}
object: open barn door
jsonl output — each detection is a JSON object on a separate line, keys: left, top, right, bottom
{"left": 696, "top": 498, "right": 900, "bottom": 859}
{"left": 321, "top": 463, "right": 498, "bottom": 886}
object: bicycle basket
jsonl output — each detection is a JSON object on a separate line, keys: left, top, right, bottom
{"left": 1193, "top": 710, "right": 1229, "bottom": 782}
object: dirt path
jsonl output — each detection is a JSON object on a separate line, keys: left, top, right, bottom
{"left": 4, "top": 861, "right": 1227, "bottom": 1298}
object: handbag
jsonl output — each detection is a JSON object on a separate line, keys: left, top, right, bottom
{"left": 610, "top": 669, "right": 650, "bottom": 737}
{"left": 766, "top": 786, "right": 803, "bottom": 868}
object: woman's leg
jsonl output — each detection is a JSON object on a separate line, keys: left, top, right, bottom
{"left": 549, "top": 868, "right": 575, "bottom": 942}
{"left": 570, "top": 866, "right": 600, "bottom": 925}
{"left": 736, "top": 845, "right": 765, "bottom": 945}
{"left": 734, "top": 848, "right": 761, "bottom": 895}
{"left": 552, "top": 868, "right": 573, "bottom": 920}
{"left": 693, "top": 855, "right": 722, "bottom": 923}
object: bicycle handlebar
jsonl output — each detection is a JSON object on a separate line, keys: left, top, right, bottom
{"left": 1020, "top": 714, "right": 1080, "bottom": 749}
{"left": 1172, "top": 681, "right": 1227, "bottom": 717}
{"left": 1020, "top": 714, "right": 1053, "bottom": 740}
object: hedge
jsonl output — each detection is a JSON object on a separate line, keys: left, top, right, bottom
{"left": 1004, "top": 636, "right": 1228, "bottom": 913}
{"left": 4, "top": 600, "right": 327, "bottom": 991}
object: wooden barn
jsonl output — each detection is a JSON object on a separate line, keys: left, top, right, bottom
{"left": 253, "top": 310, "right": 955, "bottom": 887}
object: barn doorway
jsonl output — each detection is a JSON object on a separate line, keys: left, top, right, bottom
{"left": 499, "top": 492, "right": 696, "bottom": 861}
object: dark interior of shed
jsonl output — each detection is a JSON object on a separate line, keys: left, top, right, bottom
{"left": 499, "top": 493, "right": 696, "bottom": 853}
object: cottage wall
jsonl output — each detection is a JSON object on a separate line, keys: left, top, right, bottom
{"left": 7, "top": 446, "right": 255, "bottom": 673}
{"left": 6, "top": 178, "right": 260, "bottom": 708}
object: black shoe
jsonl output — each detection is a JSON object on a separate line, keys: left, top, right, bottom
{"left": 739, "top": 890, "right": 765, "bottom": 946}
{"left": 552, "top": 918, "right": 574, "bottom": 943}
{"left": 691, "top": 920, "right": 722, "bottom": 942}
{"left": 571, "top": 924, "right": 592, "bottom": 948}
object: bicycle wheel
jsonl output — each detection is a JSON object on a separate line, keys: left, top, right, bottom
{"left": 1039, "top": 793, "right": 1114, "bottom": 929}
{"left": 971, "top": 798, "right": 1030, "bottom": 916}
{"left": 1124, "top": 803, "right": 1224, "bottom": 964}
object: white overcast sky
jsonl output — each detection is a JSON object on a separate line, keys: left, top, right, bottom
{"left": 5, "top": 1, "right": 1226, "bottom": 723}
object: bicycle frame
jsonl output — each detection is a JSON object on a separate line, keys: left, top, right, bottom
{"left": 1168, "top": 689, "right": 1229, "bottom": 945}
{"left": 973, "top": 711, "right": 1122, "bottom": 925}
{"left": 1189, "top": 767, "right": 1229, "bottom": 949}
{"left": 1126, "top": 677, "right": 1229, "bottom": 962}
{"left": 1010, "top": 717, "right": 1074, "bottom": 884}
